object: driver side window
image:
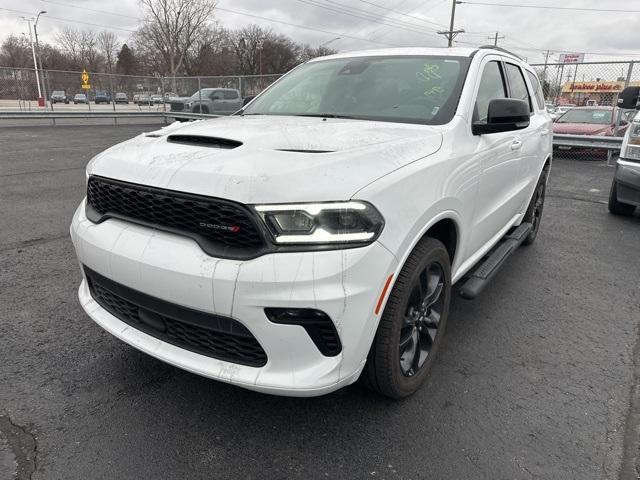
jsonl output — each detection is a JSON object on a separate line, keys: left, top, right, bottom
{"left": 474, "top": 61, "right": 507, "bottom": 123}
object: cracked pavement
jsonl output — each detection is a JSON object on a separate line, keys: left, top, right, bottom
{"left": 1, "top": 125, "right": 640, "bottom": 479}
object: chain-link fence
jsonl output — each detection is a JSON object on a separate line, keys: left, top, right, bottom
{"left": 0, "top": 66, "right": 282, "bottom": 113}
{"left": 2, "top": 62, "right": 638, "bottom": 162}
{"left": 530, "top": 60, "right": 638, "bottom": 161}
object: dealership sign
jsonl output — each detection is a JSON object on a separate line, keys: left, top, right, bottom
{"left": 562, "top": 81, "right": 624, "bottom": 93}
{"left": 559, "top": 53, "right": 585, "bottom": 64}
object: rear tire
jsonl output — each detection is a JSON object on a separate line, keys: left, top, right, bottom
{"left": 608, "top": 181, "right": 635, "bottom": 216}
{"left": 522, "top": 166, "right": 548, "bottom": 246}
{"left": 361, "top": 237, "right": 451, "bottom": 399}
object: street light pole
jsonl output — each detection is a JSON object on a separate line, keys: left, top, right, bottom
{"left": 20, "top": 17, "right": 42, "bottom": 101}
{"left": 34, "top": 11, "right": 47, "bottom": 106}
{"left": 319, "top": 37, "right": 341, "bottom": 49}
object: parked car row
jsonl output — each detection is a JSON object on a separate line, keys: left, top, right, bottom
{"left": 47, "top": 89, "right": 179, "bottom": 106}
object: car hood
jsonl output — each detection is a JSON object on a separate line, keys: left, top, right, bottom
{"left": 553, "top": 122, "right": 613, "bottom": 135}
{"left": 87, "top": 115, "right": 443, "bottom": 204}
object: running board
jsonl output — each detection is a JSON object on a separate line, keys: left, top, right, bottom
{"left": 458, "top": 222, "right": 533, "bottom": 300}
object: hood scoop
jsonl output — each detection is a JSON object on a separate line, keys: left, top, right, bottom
{"left": 166, "top": 135, "right": 242, "bottom": 149}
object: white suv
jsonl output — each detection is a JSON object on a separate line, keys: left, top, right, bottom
{"left": 71, "top": 47, "right": 552, "bottom": 398}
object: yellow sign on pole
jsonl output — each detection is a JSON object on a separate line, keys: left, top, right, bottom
{"left": 81, "top": 69, "right": 90, "bottom": 90}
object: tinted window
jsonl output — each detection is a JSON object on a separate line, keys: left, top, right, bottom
{"left": 505, "top": 63, "right": 532, "bottom": 112}
{"left": 223, "top": 91, "right": 239, "bottom": 100}
{"left": 474, "top": 61, "right": 507, "bottom": 122}
{"left": 526, "top": 70, "right": 545, "bottom": 110}
{"left": 243, "top": 56, "right": 471, "bottom": 126}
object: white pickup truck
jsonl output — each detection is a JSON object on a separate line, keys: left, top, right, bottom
{"left": 71, "top": 46, "right": 552, "bottom": 398}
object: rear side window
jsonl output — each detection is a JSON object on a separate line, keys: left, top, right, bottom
{"left": 505, "top": 63, "right": 532, "bottom": 112}
{"left": 474, "top": 61, "right": 507, "bottom": 122}
{"left": 223, "top": 91, "right": 239, "bottom": 100}
{"left": 526, "top": 70, "right": 545, "bottom": 110}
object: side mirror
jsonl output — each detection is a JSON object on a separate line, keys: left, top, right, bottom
{"left": 242, "top": 95, "right": 255, "bottom": 107}
{"left": 472, "top": 98, "right": 530, "bottom": 135}
{"left": 618, "top": 87, "right": 640, "bottom": 110}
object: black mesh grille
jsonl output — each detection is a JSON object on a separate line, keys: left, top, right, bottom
{"left": 86, "top": 176, "right": 266, "bottom": 259}
{"left": 170, "top": 102, "right": 184, "bottom": 112}
{"left": 84, "top": 266, "right": 268, "bottom": 367}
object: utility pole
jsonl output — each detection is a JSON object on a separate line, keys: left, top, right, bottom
{"left": 34, "top": 11, "right": 47, "bottom": 106}
{"left": 20, "top": 17, "right": 42, "bottom": 101}
{"left": 438, "top": 0, "right": 464, "bottom": 47}
{"left": 488, "top": 31, "right": 504, "bottom": 46}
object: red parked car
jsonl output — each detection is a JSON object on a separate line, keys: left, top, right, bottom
{"left": 552, "top": 106, "right": 634, "bottom": 157}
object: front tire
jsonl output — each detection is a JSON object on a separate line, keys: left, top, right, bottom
{"left": 608, "top": 181, "right": 635, "bottom": 216}
{"left": 522, "top": 166, "right": 548, "bottom": 246}
{"left": 361, "top": 237, "right": 451, "bottom": 399}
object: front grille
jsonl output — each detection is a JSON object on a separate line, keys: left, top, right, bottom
{"left": 86, "top": 176, "right": 266, "bottom": 259}
{"left": 84, "top": 266, "right": 268, "bottom": 367}
{"left": 170, "top": 102, "right": 184, "bottom": 111}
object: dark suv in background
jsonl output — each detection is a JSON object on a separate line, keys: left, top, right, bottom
{"left": 50, "top": 91, "right": 69, "bottom": 104}
{"left": 94, "top": 91, "right": 112, "bottom": 104}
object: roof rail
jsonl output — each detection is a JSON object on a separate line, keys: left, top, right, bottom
{"left": 477, "top": 45, "right": 523, "bottom": 59}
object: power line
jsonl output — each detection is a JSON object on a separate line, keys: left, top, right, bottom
{"left": 0, "top": 7, "right": 137, "bottom": 32}
{"left": 215, "top": 6, "right": 406, "bottom": 47}
{"left": 296, "top": 0, "right": 443, "bottom": 39}
{"left": 458, "top": 1, "right": 640, "bottom": 13}
{"left": 356, "top": 0, "right": 450, "bottom": 29}
{"left": 40, "top": 0, "right": 139, "bottom": 20}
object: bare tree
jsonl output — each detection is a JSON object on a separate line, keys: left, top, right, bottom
{"left": 97, "top": 30, "right": 118, "bottom": 73}
{"left": 55, "top": 27, "right": 81, "bottom": 65}
{"left": 0, "top": 35, "right": 32, "bottom": 68}
{"left": 55, "top": 27, "right": 103, "bottom": 70}
{"left": 79, "top": 30, "right": 102, "bottom": 71}
{"left": 137, "top": 0, "right": 216, "bottom": 83}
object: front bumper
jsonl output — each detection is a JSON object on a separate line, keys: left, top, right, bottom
{"left": 71, "top": 200, "right": 397, "bottom": 396}
{"left": 615, "top": 160, "right": 640, "bottom": 207}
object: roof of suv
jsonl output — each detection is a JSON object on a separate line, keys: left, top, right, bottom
{"left": 309, "top": 46, "right": 522, "bottom": 63}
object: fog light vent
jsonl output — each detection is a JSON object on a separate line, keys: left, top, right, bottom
{"left": 265, "top": 308, "right": 342, "bottom": 357}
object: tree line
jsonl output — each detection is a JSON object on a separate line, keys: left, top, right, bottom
{"left": 0, "top": 0, "right": 336, "bottom": 77}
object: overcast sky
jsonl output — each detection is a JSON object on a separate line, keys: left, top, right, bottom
{"left": 1, "top": 0, "right": 640, "bottom": 65}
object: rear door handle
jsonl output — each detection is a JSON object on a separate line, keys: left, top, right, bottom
{"left": 540, "top": 129, "right": 550, "bottom": 136}
{"left": 511, "top": 140, "right": 523, "bottom": 151}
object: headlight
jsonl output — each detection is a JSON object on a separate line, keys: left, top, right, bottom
{"left": 624, "top": 122, "right": 640, "bottom": 160}
{"left": 254, "top": 201, "right": 384, "bottom": 245}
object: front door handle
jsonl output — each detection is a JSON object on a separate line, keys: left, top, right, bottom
{"left": 511, "top": 140, "right": 523, "bottom": 151}
{"left": 540, "top": 129, "right": 550, "bottom": 136}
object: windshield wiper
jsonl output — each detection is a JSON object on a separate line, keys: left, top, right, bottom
{"left": 292, "top": 113, "right": 361, "bottom": 120}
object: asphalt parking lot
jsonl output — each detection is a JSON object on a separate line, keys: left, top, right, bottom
{"left": 1, "top": 124, "right": 640, "bottom": 480}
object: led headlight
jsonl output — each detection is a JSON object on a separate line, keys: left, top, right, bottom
{"left": 254, "top": 201, "right": 384, "bottom": 245}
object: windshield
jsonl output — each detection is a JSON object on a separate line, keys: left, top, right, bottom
{"left": 557, "top": 109, "right": 613, "bottom": 124}
{"left": 243, "top": 55, "right": 470, "bottom": 125}
{"left": 52, "top": 91, "right": 64, "bottom": 95}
